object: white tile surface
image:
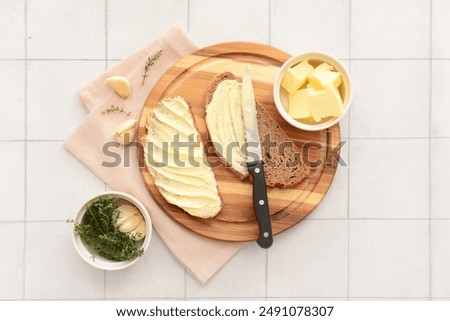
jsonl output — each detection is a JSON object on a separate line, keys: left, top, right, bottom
{"left": 0, "top": 61, "right": 25, "bottom": 140}
{"left": 431, "top": 139, "right": 450, "bottom": 218}
{"left": 0, "top": 0, "right": 25, "bottom": 59}
{"left": 0, "top": 0, "right": 445, "bottom": 301}
{"left": 186, "top": 242, "right": 266, "bottom": 298}
{"left": 27, "top": 61, "right": 105, "bottom": 140}
{"left": 186, "top": 297, "right": 265, "bottom": 301}
{"left": 431, "top": 220, "right": 450, "bottom": 298}
{"left": 350, "top": 297, "right": 429, "bottom": 301}
{"left": 351, "top": 0, "right": 430, "bottom": 58}
{"left": 339, "top": 108, "right": 350, "bottom": 139}
{"left": 271, "top": 0, "right": 349, "bottom": 58}
{"left": 350, "top": 139, "right": 429, "bottom": 219}
{"left": 270, "top": 297, "right": 347, "bottom": 301}
{"left": 349, "top": 220, "right": 429, "bottom": 298}
{"left": 267, "top": 220, "right": 348, "bottom": 298}
{"left": 189, "top": 0, "right": 269, "bottom": 47}
{"left": 0, "top": 142, "right": 25, "bottom": 221}
{"left": 25, "top": 222, "right": 104, "bottom": 299}
{"left": 106, "top": 232, "right": 185, "bottom": 299}
{"left": 27, "top": 142, "right": 105, "bottom": 221}
{"left": 308, "top": 141, "right": 348, "bottom": 219}
{"left": 431, "top": 60, "right": 450, "bottom": 137}
{"left": 27, "top": 0, "right": 105, "bottom": 59}
{"left": 432, "top": 0, "right": 450, "bottom": 58}
{"left": 108, "top": 0, "right": 188, "bottom": 60}
{"left": 350, "top": 60, "right": 429, "bottom": 138}
{"left": 0, "top": 222, "right": 24, "bottom": 299}
{"left": 339, "top": 59, "right": 350, "bottom": 139}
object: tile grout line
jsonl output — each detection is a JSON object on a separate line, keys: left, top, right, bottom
{"left": 151, "top": 296, "right": 432, "bottom": 300}
{"left": 346, "top": 0, "right": 352, "bottom": 301}
{"left": 186, "top": 0, "right": 190, "bottom": 33}
{"left": 350, "top": 137, "right": 430, "bottom": 140}
{"left": 306, "top": 217, "right": 432, "bottom": 221}
{"left": 105, "top": 0, "right": 108, "bottom": 67}
{"left": 22, "top": 0, "right": 28, "bottom": 301}
{"left": 428, "top": 0, "right": 433, "bottom": 300}
{"left": 184, "top": 269, "right": 187, "bottom": 300}
{"left": 0, "top": 58, "right": 112, "bottom": 62}
{"left": 3, "top": 296, "right": 440, "bottom": 300}
{"left": 0, "top": 139, "right": 69, "bottom": 142}
{"left": 103, "top": 272, "right": 107, "bottom": 300}
{"left": 348, "top": 57, "right": 434, "bottom": 61}
{"left": 348, "top": 0, "right": 352, "bottom": 61}
{"left": 265, "top": 249, "right": 269, "bottom": 300}
{"left": 346, "top": 146, "right": 351, "bottom": 301}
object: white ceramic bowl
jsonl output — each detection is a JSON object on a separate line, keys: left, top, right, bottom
{"left": 273, "top": 51, "right": 352, "bottom": 131}
{"left": 72, "top": 191, "right": 152, "bottom": 270}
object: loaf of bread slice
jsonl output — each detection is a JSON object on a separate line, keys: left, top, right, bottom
{"left": 144, "top": 97, "right": 222, "bottom": 218}
{"left": 205, "top": 73, "right": 310, "bottom": 188}
{"left": 205, "top": 74, "right": 248, "bottom": 180}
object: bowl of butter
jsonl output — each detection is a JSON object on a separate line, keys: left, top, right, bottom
{"left": 273, "top": 52, "right": 352, "bottom": 131}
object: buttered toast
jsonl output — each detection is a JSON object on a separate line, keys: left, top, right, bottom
{"left": 144, "top": 97, "right": 222, "bottom": 218}
{"left": 205, "top": 72, "right": 310, "bottom": 188}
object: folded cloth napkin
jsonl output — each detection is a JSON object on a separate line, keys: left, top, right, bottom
{"left": 64, "top": 26, "right": 244, "bottom": 284}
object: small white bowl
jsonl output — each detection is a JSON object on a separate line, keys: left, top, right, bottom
{"left": 273, "top": 51, "right": 352, "bottom": 131}
{"left": 72, "top": 191, "right": 152, "bottom": 270}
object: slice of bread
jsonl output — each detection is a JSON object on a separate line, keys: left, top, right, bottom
{"left": 144, "top": 97, "right": 222, "bottom": 218}
{"left": 205, "top": 74, "right": 248, "bottom": 180}
{"left": 205, "top": 73, "right": 310, "bottom": 188}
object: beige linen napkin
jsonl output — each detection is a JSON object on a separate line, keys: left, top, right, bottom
{"left": 65, "top": 26, "right": 243, "bottom": 284}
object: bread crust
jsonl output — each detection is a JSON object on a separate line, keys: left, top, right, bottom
{"left": 205, "top": 73, "right": 310, "bottom": 188}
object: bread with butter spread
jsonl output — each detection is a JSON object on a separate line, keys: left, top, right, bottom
{"left": 205, "top": 73, "right": 310, "bottom": 188}
{"left": 144, "top": 97, "right": 222, "bottom": 218}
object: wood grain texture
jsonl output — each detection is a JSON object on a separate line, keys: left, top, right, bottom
{"left": 137, "top": 42, "right": 341, "bottom": 242}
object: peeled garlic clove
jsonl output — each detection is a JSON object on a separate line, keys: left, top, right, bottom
{"left": 129, "top": 221, "right": 147, "bottom": 241}
{"left": 115, "top": 204, "right": 139, "bottom": 227}
{"left": 118, "top": 214, "right": 142, "bottom": 233}
{"left": 105, "top": 76, "right": 131, "bottom": 98}
{"left": 114, "top": 119, "right": 137, "bottom": 145}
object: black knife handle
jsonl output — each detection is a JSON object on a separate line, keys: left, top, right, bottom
{"left": 247, "top": 160, "right": 273, "bottom": 248}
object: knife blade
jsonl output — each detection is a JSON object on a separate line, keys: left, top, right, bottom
{"left": 242, "top": 67, "right": 273, "bottom": 249}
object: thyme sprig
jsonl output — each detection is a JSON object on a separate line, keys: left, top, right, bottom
{"left": 102, "top": 104, "right": 131, "bottom": 116}
{"left": 74, "top": 196, "right": 144, "bottom": 262}
{"left": 141, "top": 49, "right": 162, "bottom": 86}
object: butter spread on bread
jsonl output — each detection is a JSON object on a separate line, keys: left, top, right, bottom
{"left": 205, "top": 73, "right": 310, "bottom": 188}
{"left": 144, "top": 97, "right": 222, "bottom": 218}
{"left": 205, "top": 79, "right": 248, "bottom": 179}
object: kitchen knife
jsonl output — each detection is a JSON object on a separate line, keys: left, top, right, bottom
{"left": 242, "top": 67, "right": 273, "bottom": 249}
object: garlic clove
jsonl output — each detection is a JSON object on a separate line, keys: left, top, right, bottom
{"left": 114, "top": 119, "right": 137, "bottom": 145}
{"left": 129, "top": 221, "right": 147, "bottom": 241}
{"left": 105, "top": 76, "right": 131, "bottom": 98}
{"left": 115, "top": 204, "right": 139, "bottom": 227}
{"left": 118, "top": 214, "right": 142, "bottom": 233}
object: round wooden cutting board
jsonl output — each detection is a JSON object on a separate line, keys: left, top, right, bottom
{"left": 137, "top": 42, "right": 341, "bottom": 242}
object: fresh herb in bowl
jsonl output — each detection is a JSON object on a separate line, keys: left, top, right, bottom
{"left": 74, "top": 196, "right": 144, "bottom": 262}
